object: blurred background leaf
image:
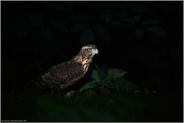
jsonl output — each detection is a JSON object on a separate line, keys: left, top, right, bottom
{"left": 147, "top": 27, "right": 167, "bottom": 37}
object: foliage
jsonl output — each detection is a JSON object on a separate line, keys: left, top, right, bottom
{"left": 79, "top": 65, "right": 139, "bottom": 95}
{"left": 3, "top": 89, "right": 166, "bottom": 122}
{"left": 33, "top": 93, "right": 147, "bottom": 121}
{"left": 10, "top": 2, "right": 167, "bottom": 45}
{"left": 3, "top": 65, "right": 156, "bottom": 122}
{"left": 69, "top": 5, "right": 167, "bottom": 43}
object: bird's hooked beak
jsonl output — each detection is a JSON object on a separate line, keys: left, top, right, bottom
{"left": 92, "top": 48, "right": 99, "bottom": 55}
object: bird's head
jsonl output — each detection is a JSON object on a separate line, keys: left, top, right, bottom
{"left": 81, "top": 44, "right": 99, "bottom": 57}
{"left": 73, "top": 44, "right": 99, "bottom": 65}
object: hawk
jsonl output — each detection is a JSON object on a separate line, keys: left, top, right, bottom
{"left": 39, "top": 44, "right": 99, "bottom": 93}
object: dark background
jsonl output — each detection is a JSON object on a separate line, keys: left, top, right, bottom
{"left": 2, "top": 1, "right": 183, "bottom": 122}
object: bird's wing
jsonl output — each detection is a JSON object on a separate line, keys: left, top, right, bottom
{"left": 42, "top": 61, "right": 84, "bottom": 84}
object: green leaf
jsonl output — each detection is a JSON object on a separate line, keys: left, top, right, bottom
{"left": 79, "top": 80, "right": 99, "bottom": 92}
{"left": 85, "top": 90, "right": 96, "bottom": 96}
{"left": 108, "top": 69, "right": 127, "bottom": 81}
{"left": 80, "top": 66, "right": 128, "bottom": 92}
{"left": 91, "top": 70, "right": 101, "bottom": 81}
{"left": 92, "top": 67, "right": 107, "bottom": 81}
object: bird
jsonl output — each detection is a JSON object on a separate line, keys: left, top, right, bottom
{"left": 38, "top": 44, "right": 99, "bottom": 94}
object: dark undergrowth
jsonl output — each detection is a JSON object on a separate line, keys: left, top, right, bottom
{"left": 2, "top": 66, "right": 179, "bottom": 122}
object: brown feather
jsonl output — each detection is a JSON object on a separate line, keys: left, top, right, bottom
{"left": 39, "top": 44, "right": 98, "bottom": 91}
